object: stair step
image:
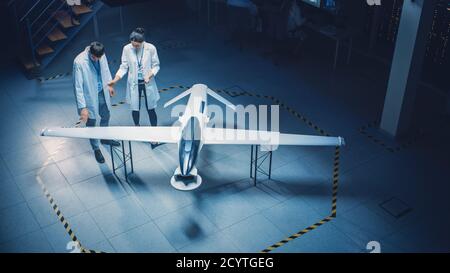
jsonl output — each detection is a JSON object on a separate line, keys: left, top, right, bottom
{"left": 72, "top": 4, "right": 92, "bottom": 15}
{"left": 54, "top": 11, "right": 75, "bottom": 28}
{"left": 22, "top": 60, "right": 38, "bottom": 70}
{"left": 47, "top": 27, "right": 67, "bottom": 42}
{"left": 37, "top": 44, "right": 54, "bottom": 56}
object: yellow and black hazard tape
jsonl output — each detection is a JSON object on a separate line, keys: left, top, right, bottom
{"left": 261, "top": 145, "right": 340, "bottom": 253}
{"left": 159, "top": 85, "right": 189, "bottom": 93}
{"left": 359, "top": 120, "right": 423, "bottom": 153}
{"left": 36, "top": 60, "right": 120, "bottom": 83}
{"left": 216, "top": 88, "right": 330, "bottom": 137}
{"left": 36, "top": 176, "right": 103, "bottom": 253}
{"left": 37, "top": 72, "right": 72, "bottom": 83}
{"left": 46, "top": 84, "right": 338, "bottom": 253}
{"left": 36, "top": 138, "right": 103, "bottom": 253}
{"left": 111, "top": 101, "right": 127, "bottom": 107}
{"left": 111, "top": 85, "right": 190, "bottom": 107}
{"left": 208, "top": 85, "right": 339, "bottom": 253}
{"left": 159, "top": 40, "right": 190, "bottom": 51}
{"left": 261, "top": 216, "right": 334, "bottom": 252}
{"left": 331, "top": 146, "right": 340, "bottom": 217}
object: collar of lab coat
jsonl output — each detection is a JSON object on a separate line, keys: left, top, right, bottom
{"left": 132, "top": 42, "right": 150, "bottom": 62}
{"left": 80, "top": 46, "right": 111, "bottom": 90}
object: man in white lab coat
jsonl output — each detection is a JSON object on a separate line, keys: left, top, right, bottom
{"left": 73, "top": 42, "right": 119, "bottom": 163}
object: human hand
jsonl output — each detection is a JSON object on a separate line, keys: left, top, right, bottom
{"left": 108, "top": 85, "right": 115, "bottom": 97}
{"left": 144, "top": 72, "right": 153, "bottom": 84}
{"left": 80, "top": 108, "right": 89, "bottom": 122}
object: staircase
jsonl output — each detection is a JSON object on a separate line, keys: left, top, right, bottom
{"left": 7, "top": 0, "right": 104, "bottom": 76}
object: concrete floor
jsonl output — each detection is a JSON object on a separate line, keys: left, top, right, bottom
{"left": 0, "top": 2, "right": 449, "bottom": 253}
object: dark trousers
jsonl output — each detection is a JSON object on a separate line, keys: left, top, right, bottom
{"left": 86, "top": 90, "right": 110, "bottom": 150}
{"left": 132, "top": 81, "right": 158, "bottom": 126}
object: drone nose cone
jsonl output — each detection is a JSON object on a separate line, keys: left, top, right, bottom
{"left": 192, "top": 83, "right": 207, "bottom": 89}
{"left": 40, "top": 128, "right": 48, "bottom": 136}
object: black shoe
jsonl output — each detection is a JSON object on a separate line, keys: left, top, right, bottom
{"left": 101, "top": 139, "right": 121, "bottom": 146}
{"left": 94, "top": 149, "right": 105, "bottom": 164}
{"left": 150, "top": 142, "right": 160, "bottom": 149}
{"left": 71, "top": 17, "right": 80, "bottom": 26}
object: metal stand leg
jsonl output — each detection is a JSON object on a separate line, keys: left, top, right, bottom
{"left": 111, "top": 144, "right": 115, "bottom": 174}
{"left": 129, "top": 141, "right": 134, "bottom": 173}
{"left": 121, "top": 141, "right": 127, "bottom": 181}
{"left": 269, "top": 151, "right": 273, "bottom": 179}
{"left": 249, "top": 145, "right": 273, "bottom": 186}
{"left": 111, "top": 141, "right": 134, "bottom": 182}
{"left": 250, "top": 145, "right": 254, "bottom": 178}
{"left": 254, "top": 145, "right": 258, "bottom": 186}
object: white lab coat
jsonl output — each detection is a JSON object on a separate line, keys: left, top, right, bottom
{"left": 116, "top": 42, "right": 160, "bottom": 111}
{"left": 66, "top": 0, "right": 81, "bottom": 6}
{"left": 73, "top": 46, "right": 113, "bottom": 118}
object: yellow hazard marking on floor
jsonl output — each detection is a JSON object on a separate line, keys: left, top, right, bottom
{"left": 261, "top": 146, "right": 340, "bottom": 253}
{"left": 202, "top": 85, "right": 340, "bottom": 253}
{"left": 43, "top": 84, "right": 339, "bottom": 253}
{"left": 358, "top": 120, "right": 423, "bottom": 153}
{"left": 36, "top": 136, "right": 103, "bottom": 253}
{"left": 37, "top": 72, "right": 72, "bottom": 83}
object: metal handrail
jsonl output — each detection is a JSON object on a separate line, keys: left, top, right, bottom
{"left": 19, "top": 0, "right": 44, "bottom": 23}
{"left": 33, "top": 19, "right": 60, "bottom": 50}
{"left": 7, "top": 0, "right": 21, "bottom": 7}
{"left": 30, "top": 0, "right": 58, "bottom": 27}
{"left": 31, "top": 0, "right": 67, "bottom": 39}
{"left": 33, "top": 6, "right": 69, "bottom": 50}
{"left": 7, "top": 0, "right": 18, "bottom": 6}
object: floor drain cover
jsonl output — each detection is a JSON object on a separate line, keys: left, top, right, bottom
{"left": 223, "top": 85, "right": 246, "bottom": 97}
{"left": 379, "top": 197, "right": 412, "bottom": 219}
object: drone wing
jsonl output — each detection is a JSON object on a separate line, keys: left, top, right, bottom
{"left": 41, "top": 126, "right": 181, "bottom": 143}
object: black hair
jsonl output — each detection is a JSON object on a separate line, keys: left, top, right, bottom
{"left": 130, "top": 27, "right": 145, "bottom": 43}
{"left": 89, "top": 41, "right": 105, "bottom": 58}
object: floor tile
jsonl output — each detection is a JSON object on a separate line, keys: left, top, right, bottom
{"left": 109, "top": 222, "right": 175, "bottom": 253}
{"left": 71, "top": 173, "right": 128, "bottom": 210}
{"left": 0, "top": 179, "right": 24, "bottom": 210}
{"left": 42, "top": 212, "right": 106, "bottom": 253}
{"left": 222, "top": 213, "right": 285, "bottom": 252}
{"left": 0, "top": 203, "right": 40, "bottom": 244}
{"left": 89, "top": 196, "right": 151, "bottom": 238}
{"left": 178, "top": 231, "right": 240, "bottom": 253}
{"left": 56, "top": 150, "right": 112, "bottom": 185}
{"left": 14, "top": 163, "right": 68, "bottom": 201}
{"left": 3, "top": 143, "right": 52, "bottom": 177}
{"left": 27, "top": 186, "right": 85, "bottom": 227}
{"left": 154, "top": 205, "right": 218, "bottom": 250}
{"left": 0, "top": 230, "right": 54, "bottom": 253}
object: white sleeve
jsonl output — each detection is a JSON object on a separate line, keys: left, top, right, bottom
{"left": 151, "top": 46, "right": 160, "bottom": 76}
{"left": 73, "top": 62, "right": 86, "bottom": 110}
{"left": 102, "top": 54, "right": 113, "bottom": 83}
{"left": 116, "top": 46, "right": 129, "bottom": 79}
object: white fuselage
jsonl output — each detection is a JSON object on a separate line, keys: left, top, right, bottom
{"left": 176, "top": 84, "right": 209, "bottom": 176}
